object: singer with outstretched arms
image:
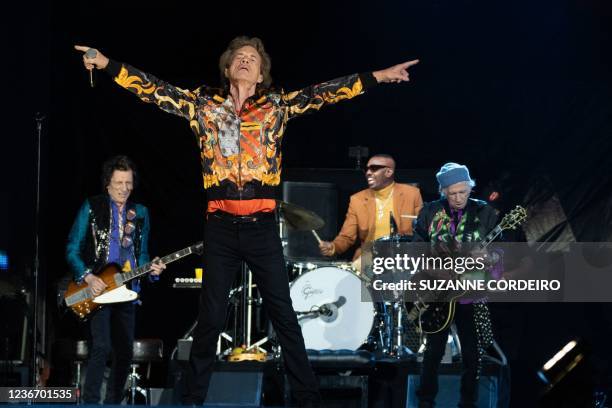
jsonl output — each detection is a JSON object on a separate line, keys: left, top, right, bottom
{"left": 75, "top": 37, "right": 419, "bottom": 407}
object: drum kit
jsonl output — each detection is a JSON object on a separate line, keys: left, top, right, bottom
{"left": 216, "top": 200, "right": 422, "bottom": 360}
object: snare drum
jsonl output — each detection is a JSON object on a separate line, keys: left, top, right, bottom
{"left": 290, "top": 267, "right": 373, "bottom": 350}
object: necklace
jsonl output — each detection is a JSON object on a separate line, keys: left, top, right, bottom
{"left": 375, "top": 189, "right": 394, "bottom": 220}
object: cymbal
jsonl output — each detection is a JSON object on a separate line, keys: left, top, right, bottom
{"left": 277, "top": 200, "right": 325, "bottom": 231}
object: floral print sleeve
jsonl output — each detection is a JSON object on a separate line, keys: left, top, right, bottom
{"left": 112, "top": 63, "right": 199, "bottom": 121}
{"left": 281, "top": 74, "right": 366, "bottom": 119}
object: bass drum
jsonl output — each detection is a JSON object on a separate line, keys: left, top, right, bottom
{"left": 290, "top": 267, "right": 374, "bottom": 350}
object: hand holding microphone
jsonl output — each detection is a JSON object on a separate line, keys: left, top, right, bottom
{"left": 74, "top": 45, "right": 110, "bottom": 87}
{"left": 85, "top": 48, "right": 96, "bottom": 87}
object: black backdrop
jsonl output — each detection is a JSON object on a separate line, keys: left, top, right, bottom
{"left": 3, "top": 0, "right": 612, "bottom": 404}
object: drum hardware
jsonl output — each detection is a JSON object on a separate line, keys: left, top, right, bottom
{"left": 125, "top": 364, "right": 147, "bottom": 405}
{"left": 277, "top": 200, "right": 325, "bottom": 231}
{"left": 391, "top": 302, "right": 413, "bottom": 358}
{"left": 290, "top": 267, "right": 374, "bottom": 351}
{"left": 279, "top": 218, "right": 288, "bottom": 249}
{"left": 277, "top": 200, "right": 325, "bottom": 259}
{"left": 241, "top": 262, "right": 270, "bottom": 358}
{"left": 227, "top": 345, "right": 267, "bottom": 362}
{"left": 363, "top": 234, "right": 421, "bottom": 357}
{"left": 375, "top": 303, "right": 393, "bottom": 354}
{"left": 280, "top": 202, "right": 425, "bottom": 357}
{"left": 216, "top": 286, "right": 241, "bottom": 357}
{"left": 171, "top": 282, "right": 256, "bottom": 359}
{"left": 125, "top": 339, "right": 163, "bottom": 405}
{"left": 278, "top": 201, "right": 424, "bottom": 357}
{"left": 294, "top": 296, "right": 347, "bottom": 323}
{"left": 217, "top": 263, "right": 271, "bottom": 361}
{"left": 72, "top": 340, "right": 89, "bottom": 403}
{"left": 288, "top": 263, "right": 422, "bottom": 357}
{"left": 169, "top": 260, "right": 276, "bottom": 360}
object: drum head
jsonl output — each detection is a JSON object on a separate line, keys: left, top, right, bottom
{"left": 290, "top": 267, "right": 373, "bottom": 350}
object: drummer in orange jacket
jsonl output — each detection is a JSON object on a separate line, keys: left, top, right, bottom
{"left": 319, "top": 154, "right": 423, "bottom": 264}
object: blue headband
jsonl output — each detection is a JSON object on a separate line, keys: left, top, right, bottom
{"left": 436, "top": 162, "right": 473, "bottom": 189}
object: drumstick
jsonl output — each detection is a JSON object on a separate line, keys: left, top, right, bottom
{"left": 311, "top": 230, "right": 322, "bottom": 244}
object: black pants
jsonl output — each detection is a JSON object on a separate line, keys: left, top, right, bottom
{"left": 417, "top": 304, "right": 480, "bottom": 408}
{"left": 83, "top": 302, "right": 135, "bottom": 404}
{"left": 183, "top": 212, "right": 320, "bottom": 405}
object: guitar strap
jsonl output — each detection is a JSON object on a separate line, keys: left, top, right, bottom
{"left": 120, "top": 201, "right": 139, "bottom": 291}
{"left": 463, "top": 203, "right": 479, "bottom": 243}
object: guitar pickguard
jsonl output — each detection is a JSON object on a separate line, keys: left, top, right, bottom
{"left": 93, "top": 285, "right": 138, "bottom": 304}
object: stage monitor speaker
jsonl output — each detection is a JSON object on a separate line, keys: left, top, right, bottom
{"left": 282, "top": 181, "right": 337, "bottom": 261}
{"left": 148, "top": 388, "right": 175, "bottom": 406}
{"left": 204, "top": 371, "right": 263, "bottom": 407}
{"left": 0, "top": 365, "right": 29, "bottom": 386}
{"left": 406, "top": 374, "right": 498, "bottom": 408}
{"left": 0, "top": 296, "right": 28, "bottom": 363}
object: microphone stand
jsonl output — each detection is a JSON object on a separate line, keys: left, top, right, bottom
{"left": 31, "top": 112, "right": 45, "bottom": 386}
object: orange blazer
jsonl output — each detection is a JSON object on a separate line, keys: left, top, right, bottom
{"left": 332, "top": 183, "right": 423, "bottom": 260}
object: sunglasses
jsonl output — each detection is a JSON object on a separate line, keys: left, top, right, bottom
{"left": 364, "top": 165, "right": 389, "bottom": 173}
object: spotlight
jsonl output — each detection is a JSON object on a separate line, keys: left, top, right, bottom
{"left": 0, "top": 250, "right": 8, "bottom": 270}
{"left": 538, "top": 338, "right": 594, "bottom": 407}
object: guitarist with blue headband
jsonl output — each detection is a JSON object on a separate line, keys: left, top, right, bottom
{"left": 413, "top": 162, "right": 498, "bottom": 408}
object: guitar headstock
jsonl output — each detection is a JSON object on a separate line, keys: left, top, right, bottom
{"left": 499, "top": 205, "right": 527, "bottom": 231}
{"left": 191, "top": 241, "right": 204, "bottom": 255}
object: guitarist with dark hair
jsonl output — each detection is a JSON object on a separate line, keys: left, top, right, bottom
{"left": 413, "top": 162, "right": 498, "bottom": 408}
{"left": 65, "top": 155, "right": 166, "bottom": 404}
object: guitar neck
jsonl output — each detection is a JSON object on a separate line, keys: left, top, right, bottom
{"left": 120, "top": 246, "right": 196, "bottom": 283}
{"left": 478, "top": 225, "right": 503, "bottom": 250}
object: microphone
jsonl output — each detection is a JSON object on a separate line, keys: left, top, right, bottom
{"left": 319, "top": 304, "right": 333, "bottom": 317}
{"left": 35, "top": 112, "right": 46, "bottom": 132}
{"left": 318, "top": 296, "right": 347, "bottom": 317}
{"left": 85, "top": 48, "right": 97, "bottom": 87}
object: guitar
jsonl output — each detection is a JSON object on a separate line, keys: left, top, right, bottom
{"left": 64, "top": 241, "right": 203, "bottom": 319}
{"left": 408, "top": 206, "right": 527, "bottom": 334}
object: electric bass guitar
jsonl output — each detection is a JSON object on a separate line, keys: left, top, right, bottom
{"left": 407, "top": 206, "right": 526, "bottom": 334}
{"left": 63, "top": 241, "right": 203, "bottom": 319}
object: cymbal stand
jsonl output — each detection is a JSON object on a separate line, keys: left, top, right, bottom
{"left": 241, "top": 262, "right": 248, "bottom": 347}
{"left": 374, "top": 303, "right": 393, "bottom": 355}
{"left": 391, "top": 302, "right": 413, "bottom": 358}
{"left": 241, "top": 262, "right": 270, "bottom": 353}
{"left": 215, "top": 286, "right": 242, "bottom": 357}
